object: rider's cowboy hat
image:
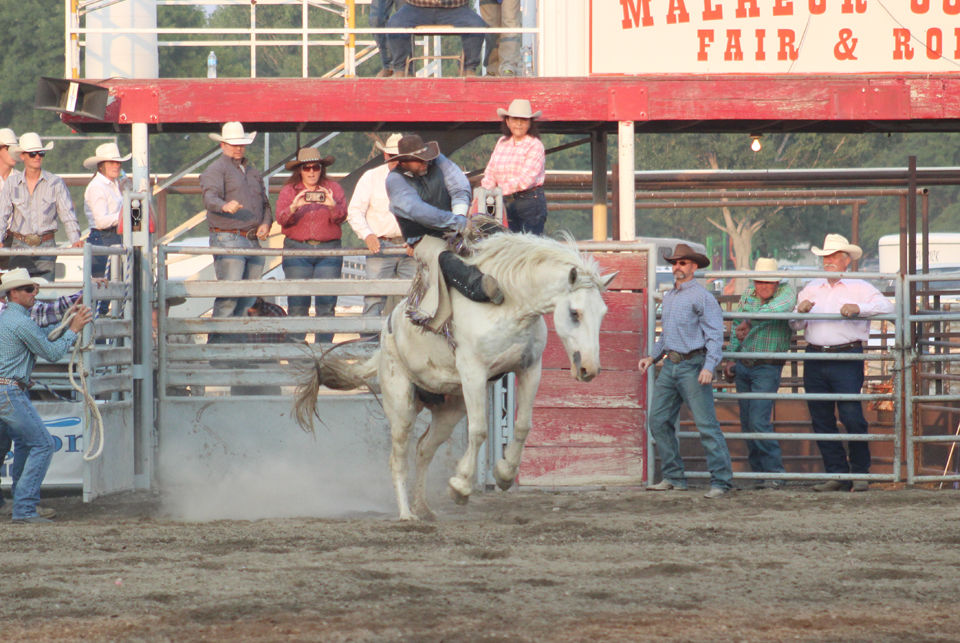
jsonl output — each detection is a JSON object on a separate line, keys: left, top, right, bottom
{"left": 83, "top": 142, "right": 132, "bottom": 171}
{"left": 388, "top": 134, "right": 440, "bottom": 163}
{"left": 283, "top": 147, "right": 335, "bottom": 171}
{"left": 663, "top": 243, "right": 710, "bottom": 269}
{"left": 496, "top": 99, "right": 542, "bottom": 120}
{"left": 375, "top": 133, "right": 404, "bottom": 155}
{"left": 0, "top": 268, "right": 48, "bottom": 294}
{"left": 811, "top": 233, "right": 862, "bottom": 261}
{"left": 17, "top": 132, "right": 54, "bottom": 153}
{"left": 209, "top": 121, "right": 257, "bottom": 145}
{"left": 0, "top": 128, "right": 19, "bottom": 152}
{"left": 752, "top": 257, "right": 780, "bottom": 283}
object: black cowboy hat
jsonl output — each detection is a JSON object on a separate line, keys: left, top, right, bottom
{"left": 663, "top": 243, "right": 710, "bottom": 269}
{"left": 388, "top": 134, "right": 440, "bottom": 163}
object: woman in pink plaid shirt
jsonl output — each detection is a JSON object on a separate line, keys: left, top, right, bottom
{"left": 480, "top": 99, "right": 547, "bottom": 235}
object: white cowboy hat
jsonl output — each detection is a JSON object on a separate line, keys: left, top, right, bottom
{"left": 82, "top": 142, "right": 132, "bottom": 170}
{"left": 496, "top": 98, "right": 542, "bottom": 120}
{"left": 375, "top": 133, "right": 404, "bottom": 155}
{"left": 0, "top": 268, "right": 48, "bottom": 294}
{"left": 811, "top": 233, "right": 862, "bottom": 261}
{"left": 752, "top": 257, "right": 780, "bottom": 282}
{"left": 17, "top": 132, "right": 54, "bottom": 153}
{"left": 209, "top": 121, "right": 257, "bottom": 145}
{"left": 0, "top": 128, "right": 18, "bottom": 152}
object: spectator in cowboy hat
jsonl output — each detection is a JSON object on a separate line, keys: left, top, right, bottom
{"left": 199, "top": 122, "right": 273, "bottom": 339}
{"left": 639, "top": 243, "right": 733, "bottom": 499}
{"left": 791, "top": 234, "right": 894, "bottom": 492}
{"left": 386, "top": 0, "right": 488, "bottom": 77}
{"left": 83, "top": 142, "right": 132, "bottom": 284}
{"left": 0, "top": 132, "right": 83, "bottom": 281}
{"left": 385, "top": 134, "right": 503, "bottom": 334}
{"left": 0, "top": 128, "right": 21, "bottom": 270}
{"left": 275, "top": 147, "right": 345, "bottom": 343}
{"left": 722, "top": 257, "right": 796, "bottom": 489}
{"left": 346, "top": 133, "right": 417, "bottom": 337}
{"left": 0, "top": 268, "right": 93, "bottom": 522}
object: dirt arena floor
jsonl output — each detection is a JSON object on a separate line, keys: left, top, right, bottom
{"left": 2, "top": 484, "right": 959, "bottom": 642}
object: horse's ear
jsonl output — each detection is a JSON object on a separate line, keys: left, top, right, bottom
{"left": 569, "top": 267, "right": 578, "bottom": 285}
{"left": 600, "top": 271, "right": 619, "bottom": 291}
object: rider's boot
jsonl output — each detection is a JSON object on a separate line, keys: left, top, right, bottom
{"left": 438, "top": 251, "right": 504, "bottom": 304}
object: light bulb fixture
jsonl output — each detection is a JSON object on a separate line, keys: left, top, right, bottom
{"left": 750, "top": 134, "right": 762, "bottom": 152}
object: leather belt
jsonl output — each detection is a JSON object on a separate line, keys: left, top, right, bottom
{"left": 210, "top": 227, "right": 259, "bottom": 241}
{"left": 97, "top": 225, "right": 118, "bottom": 233}
{"left": 0, "top": 377, "right": 27, "bottom": 391}
{"left": 666, "top": 347, "right": 706, "bottom": 363}
{"left": 9, "top": 231, "right": 55, "bottom": 246}
{"left": 294, "top": 239, "right": 337, "bottom": 246}
{"left": 740, "top": 358, "right": 783, "bottom": 367}
{"left": 506, "top": 186, "right": 543, "bottom": 201}
{"left": 807, "top": 341, "right": 863, "bottom": 352}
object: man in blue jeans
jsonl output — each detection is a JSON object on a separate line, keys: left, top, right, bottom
{"left": 386, "top": 0, "right": 488, "bottom": 77}
{"left": 638, "top": 243, "right": 733, "bottom": 499}
{"left": 199, "top": 122, "right": 272, "bottom": 343}
{"left": 0, "top": 268, "right": 92, "bottom": 522}
{"left": 371, "top": 0, "right": 406, "bottom": 77}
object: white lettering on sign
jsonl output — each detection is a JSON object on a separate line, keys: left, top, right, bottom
{"left": 594, "top": 0, "right": 960, "bottom": 74}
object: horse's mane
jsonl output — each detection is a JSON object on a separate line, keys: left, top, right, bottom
{"left": 466, "top": 232, "right": 603, "bottom": 303}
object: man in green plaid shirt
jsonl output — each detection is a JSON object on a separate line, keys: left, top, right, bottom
{"left": 722, "top": 258, "right": 796, "bottom": 488}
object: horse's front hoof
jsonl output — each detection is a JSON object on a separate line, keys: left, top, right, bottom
{"left": 448, "top": 476, "right": 472, "bottom": 505}
{"left": 397, "top": 512, "right": 419, "bottom": 522}
{"left": 493, "top": 460, "right": 516, "bottom": 491}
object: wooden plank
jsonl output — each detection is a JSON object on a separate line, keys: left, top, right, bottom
{"left": 166, "top": 278, "right": 411, "bottom": 299}
{"left": 518, "top": 446, "right": 646, "bottom": 486}
{"left": 166, "top": 316, "right": 384, "bottom": 334}
{"left": 541, "top": 331, "right": 642, "bottom": 371}
{"left": 526, "top": 408, "right": 645, "bottom": 448}
{"left": 589, "top": 252, "right": 649, "bottom": 291}
{"left": 532, "top": 369, "right": 642, "bottom": 409}
{"left": 87, "top": 347, "right": 133, "bottom": 369}
{"left": 543, "top": 291, "right": 646, "bottom": 333}
{"left": 166, "top": 367, "right": 300, "bottom": 386}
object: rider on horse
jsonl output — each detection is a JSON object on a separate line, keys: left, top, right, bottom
{"left": 385, "top": 134, "right": 503, "bottom": 333}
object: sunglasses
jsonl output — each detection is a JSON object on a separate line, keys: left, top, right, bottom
{"left": 26, "top": 151, "right": 46, "bottom": 158}
{"left": 673, "top": 260, "right": 695, "bottom": 267}
{"left": 15, "top": 284, "right": 39, "bottom": 294}
{"left": 301, "top": 164, "right": 323, "bottom": 172}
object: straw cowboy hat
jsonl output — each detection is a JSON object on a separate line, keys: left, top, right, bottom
{"left": 375, "top": 133, "right": 404, "bottom": 155}
{"left": 209, "top": 121, "right": 257, "bottom": 145}
{"left": 0, "top": 268, "right": 48, "bottom": 294}
{"left": 496, "top": 98, "right": 542, "bottom": 119}
{"left": 752, "top": 257, "right": 780, "bottom": 283}
{"left": 0, "top": 128, "right": 18, "bottom": 151}
{"left": 283, "top": 147, "right": 335, "bottom": 171}
{"left": 83, "top": 142, "right": 132, "bottom": 171}
{"left": 663, "top": 243, "right": 710, "bottom": 269}
{"left": 388, "top": 134, "right": 440, "bottom": 163}
{"left": 17, "top": 132, "right": 54, "bottom": 153}
{"left": 811, "top": 233, "right": 862, "bottom": 261}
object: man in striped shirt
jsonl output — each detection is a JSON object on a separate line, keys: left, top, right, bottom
{"left": 638, "top": 243, "right": 733, "bottom": 499}
{"left": 722, "top": 258, "right": 796, "bottom": 489}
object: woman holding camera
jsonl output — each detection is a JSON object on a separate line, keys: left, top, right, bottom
{"left": 275, "top": 148, "right": 346, "bottom": 342}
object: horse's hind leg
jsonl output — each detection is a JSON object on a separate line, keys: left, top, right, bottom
{"left": 412, "top": 397, "right": 466, "bottom": 521}
{"left": 381, "top": 360, "right": 420, "bottom": 521}
{"left": 494, "top": 360, "right": 542, "bottom": 491}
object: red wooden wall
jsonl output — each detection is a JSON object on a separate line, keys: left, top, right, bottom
{"left": 518, "top": 249, "right": 648, "bottom": 486}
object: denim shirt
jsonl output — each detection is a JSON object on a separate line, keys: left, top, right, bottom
{"left": 0, "top": 302, "right": 77, "bottom": 383}
{"left": 653, "top": 280, "right": 724, "bottom": 372}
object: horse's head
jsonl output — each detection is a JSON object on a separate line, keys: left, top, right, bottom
{"left": 552, "top": 268, "right": 617, "bottom": 382}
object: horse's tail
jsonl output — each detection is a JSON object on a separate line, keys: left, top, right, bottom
{"left": 293, "top": 345, "right": 381, "bottom": 434}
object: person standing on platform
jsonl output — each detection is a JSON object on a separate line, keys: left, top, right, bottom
{"left": 83, "top": 143, "right": 132, "bottom": 281}
{"left": 0, "top": 268, "right": 93, "bottom": 522}
{"left": 480, "top": 99, "right": 547, "bottom": 235}
{"left": 371, "top": 0, "right": 406, "bottom": 77}
{"left": 638, "top": 243, "right": 733, "bottom": 499}
{"left": 199, "top": 122, "right": 272, "bottom": 341}
{"left": 480, "top": 0, "right": 522, "bottom": 76}
{"left": 0, "top": 132, "right": 83, "bottom": 281}
{"left": 347, "top": 133, "right": 417, "bottom": 336}
{"left": 791, "top": 234, "right": 894, "bottom": 493}
{"left": 722, "top": 257, "right": 796, "bottom": 489}
{"left": 386, "top": 0, "right": 488, "bottom": 77}
{"left": 275, "top": 148, "right": 346, "bottom": 344}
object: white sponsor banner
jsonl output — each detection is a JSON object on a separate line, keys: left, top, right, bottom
{"left": 592, "top": 0, "right": 960, "bottom": 74}
{"left": 1, "top": 404, "right": 84, "bottom": 488}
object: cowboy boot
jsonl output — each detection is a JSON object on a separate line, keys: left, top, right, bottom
{"left": 438, "top": 251, "right": 504, "bottom": 304}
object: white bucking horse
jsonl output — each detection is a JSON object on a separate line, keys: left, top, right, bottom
{"left": 294, "top": 232, "right": 616, "bottom": 520}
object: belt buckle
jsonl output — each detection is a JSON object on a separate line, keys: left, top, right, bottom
{"left": 245, "top": 229, "right": 259, "bottom": 241}
{"left": 23, "top": 233, "right": 43, "bottom": 246}
{"left": 667, "top": 351, "right": 683, "bottom": 364}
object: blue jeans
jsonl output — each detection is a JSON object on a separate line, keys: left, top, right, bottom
{"left": 803, "top": 347, "right": 871, "bottom": 474}
{"left": 648, "top": 354, "right": 733, "bottom": 489}
{"left": 10, "top": 237, "right": 56, "bottom": 282}
{"left": 735, "top": 361, "right": 786, "bottom": 474}
{"left": 363, "top": 241, "right": 417, "bottom": 317}
{"left": 0, "top": 385, "right": 55, "bottom": 519}
{"left": 387, "top": 5, "right": 487, "bottom": 72}
{"left": 371, "top": 0, "right": 406, "bottom": 70}
{"left": 210, "top": 231, "right": 265, "bottom": 320}
{"left": 282, "top": 238, "right": 343, "bottom": 343}
{"left": 506, "top": 188, "right": 547, "bottom": 235}
{"left": 87, "top": 227, "right": 122, "bottom": 279}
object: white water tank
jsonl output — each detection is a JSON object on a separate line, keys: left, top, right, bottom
{"left": 84, "top": 0, "right": 159, "bottom": 79}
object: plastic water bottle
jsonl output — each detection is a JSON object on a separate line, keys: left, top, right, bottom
{"left": 206, "top": 51, "right": 217, "bottom": 79}
{"left": 522, "top": 47, "right": 533, "bottom": 77}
